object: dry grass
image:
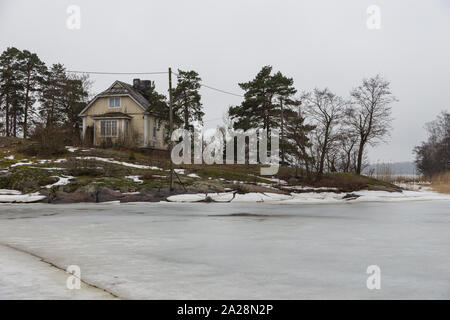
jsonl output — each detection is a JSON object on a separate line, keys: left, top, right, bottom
{"left": 431, "top": 172, "right": 450, "bottom": 194}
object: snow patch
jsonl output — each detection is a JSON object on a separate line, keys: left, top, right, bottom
{"left": 75, "top": 157, "right": 162, "bottom": 170}
{"left": 65, "top": 146, "right": 78, "bottom": 152}
{"left": 126, "top": 175, "right": 143, "bottom": 184}
{"left": 43, "top": 176, "right": 74, "bottom": 189}
{"left": 0, "top": 192, "right": 46, "bottom": 203}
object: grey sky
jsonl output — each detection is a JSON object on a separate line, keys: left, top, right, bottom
{"left": 1, "top": 0, "right": 449, "bottom": 162}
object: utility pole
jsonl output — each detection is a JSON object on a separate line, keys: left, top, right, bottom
{"left": 280, "top": 97, "right": 284, "bottom": 164}
{"left": 168, "top": 67, "right": 174, "bottom": 191}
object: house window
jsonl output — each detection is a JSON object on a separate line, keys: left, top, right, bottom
{"left": 100, "top": 120, "right": 118, "bottom": 137}
{"left": 109, "top": 97, "right": 121, "bottom": 108}
{"left": 153, "top": 119, "right": 157, "bottom": 138}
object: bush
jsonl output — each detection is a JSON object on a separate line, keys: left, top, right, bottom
{"left": 6, "top": 167, "right": 58, "bottom": 192}
{"left": 20, "top": 125, "right": 75, "bottom": 156}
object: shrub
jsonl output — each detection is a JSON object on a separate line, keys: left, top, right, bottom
{"left": 20, "top": 125, "right": 75, "bottom": 156}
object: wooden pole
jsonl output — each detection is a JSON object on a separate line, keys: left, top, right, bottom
{"left": 280, "top": 97, "right": 284, "bottom": 164}
{"left": 169, "top": 67, "right": 174, "bottom": 191}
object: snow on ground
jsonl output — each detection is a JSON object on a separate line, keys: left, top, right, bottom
{"left": 7, "top": 156, "right": 162, "bottom": 171}
{"left": 282, "top": 185, "right": 339, "bottom": 191}
{"left": 187, "top": 173, "right": 200, "bottom": 178}
{"left": 4, "top": 155, "right": 14, "bottom": 160}
{"left": 0, "top": 189, "right": 22, "bottom": 195}
{"left": 74, "top": 157, "right": 162, "bottom": 170}
{"left": 125, "top": 175, "right": 143, "bottom": 184}
{"left": 167, "top": 194, "right": 206, "bottom": 202}
{"left": 43, "top": 176, "right": 74, "bottom": 189}
{"left": 0, "top": 245, "right": 113, "bottom": 299}
{"left": 174, "top": 169, "right": 185, "bottom": 174}
{"left": 65, "top": 146, "right": 78, "bottom": 152}
{"left": 10, "top": 161, "right": 33, "bottom": 167}
{"left": 167, "top": 189, "right": 450, "bottom": 204}
{"left": 0, "top": 191, "right": 46, "bottom": 203}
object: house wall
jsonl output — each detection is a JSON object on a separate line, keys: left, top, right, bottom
{"left": 82, "top": 96, "right": 168, "bottom": 149}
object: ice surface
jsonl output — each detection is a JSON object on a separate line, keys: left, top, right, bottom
{"left": 1, "top": 201, "right": 450, "bottom": 299}
{"left": 0, "top": 245, "right": 113, "bottom": 299}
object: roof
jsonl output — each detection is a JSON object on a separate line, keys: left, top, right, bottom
{"left": 91, "top": 112, "right": 132, "bottom": 119}
{"left": 79, "top": 80, "right": 151, "bottom": 116}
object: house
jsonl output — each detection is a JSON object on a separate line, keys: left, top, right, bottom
{"left": 79, "top": 79, "right": 168, "bottom": 150}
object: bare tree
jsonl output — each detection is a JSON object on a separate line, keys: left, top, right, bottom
{"left": 347, "top": 75, "right": 397, "bottom": 174}
{"left": 334, "top": 129, "right": 359, "bottom": 172}
{"left": 303, "top": 88, "right": 346, "bottom": 179}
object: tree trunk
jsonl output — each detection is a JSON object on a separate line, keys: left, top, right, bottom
{"left": 23, "top": 69, "right": 31, "bottom": 138}
{"left": 356, "top": 139, "right": 365, "bottom": 174}
{"left": 184, "top": 106, "right": 189, "bottom": 130}
{"left": 13, "top": 110, "right": 17, "bottom": 137}
{"left": 5, "top": 92, "right": 9, "bottom": 136}
{"left": 317, "top": 125, "right": 330, "bottom": 179}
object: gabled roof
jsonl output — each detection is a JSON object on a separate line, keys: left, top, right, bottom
{"left": 79, "top": 80, "right": 150, "bottom": 116}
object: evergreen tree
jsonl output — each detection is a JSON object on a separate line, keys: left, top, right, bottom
{"left": 19, "top": 50, "right": 47, "bottom": 138}
{"left": 39, "top": 63, "right": 68, "bottom": 127}
{"left": 0, "top": 47, "right": 25, "bottom": 136}
{"left": 173, "top": 69, "right": 203, "bottom": 130}
{"left": 228, "top": 65, "right": 298, "bottom": 134}
{"left": 62, "top": 73, "right": 90, "bottom": 133}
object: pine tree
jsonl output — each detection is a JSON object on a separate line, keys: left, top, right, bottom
{"left": 228, "top": 66, "right": 298, "bottom": 134}
{"left": 19, "top": 50, "right": 47, "bottom": 138}
{"left": 39, "top": 63, "right": 67, "bottom": 127}
{"left": 62, "top": 73, "right": 90, "bottom": 133}
{"left": 173, "top": 70, "right": 203, "bottom": 130}
{"left": 0, "top": 47, "right": 25, "bottom": 136}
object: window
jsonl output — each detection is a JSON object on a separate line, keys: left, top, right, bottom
{"left": 109, "top": 97, "right": 121, "bottom": 108}
{"left": 153, "top": 119, "right": 157, "bottom": 138}
{"left": 100, "top": 120, "right": 118, "bottom": 137}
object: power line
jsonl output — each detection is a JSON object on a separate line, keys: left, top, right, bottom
{"left": 66, "top": 69, "right": 244, "bottom": 98}
{"left": 171, "top": 70, "right": 243, "bottom": 98}
{"left": 66, "top": 70, "right": 168, "bottom": 75}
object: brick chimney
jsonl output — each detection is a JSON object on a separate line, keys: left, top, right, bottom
{"left": 133, "top": 78, "right": 140, "bottom": 89}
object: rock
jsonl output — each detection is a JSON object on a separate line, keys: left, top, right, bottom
{"left": 51, "top": 191, "right": 97, "bottom": 203}
{"left": 342, "top": 193, "right": 360, "bottom": 200}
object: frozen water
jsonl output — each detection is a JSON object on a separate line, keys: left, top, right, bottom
{"left": 0, "top": 200, "right": 450, "bottom": 299}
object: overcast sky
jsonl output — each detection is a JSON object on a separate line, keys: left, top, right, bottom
{"left": 1, "top": 0, "right": 449, "bottom": 162}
